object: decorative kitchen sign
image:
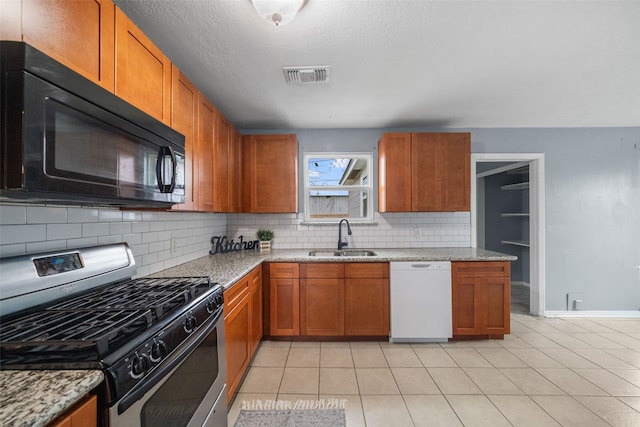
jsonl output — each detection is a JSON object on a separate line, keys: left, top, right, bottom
{"left": 210, "top": 236, "right": 260, "bottom": 255}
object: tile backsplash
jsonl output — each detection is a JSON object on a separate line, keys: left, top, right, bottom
{"left": 0, "top": 204, "right": 226, "bottom": 278}
{"left": 227, "top": 212, "right": 471, "bottom": 249}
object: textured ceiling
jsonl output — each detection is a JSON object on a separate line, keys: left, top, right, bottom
{"left": 113, "top": 0, "right": 640, "bottom": 130}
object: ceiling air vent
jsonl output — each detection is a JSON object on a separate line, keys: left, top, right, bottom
{"left": 283, "top": 66, "right": 330, "bottom": 84}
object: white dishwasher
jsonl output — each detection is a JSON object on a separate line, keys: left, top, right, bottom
{"left": 390, "top": 261, "right": 452, "bottom": 342}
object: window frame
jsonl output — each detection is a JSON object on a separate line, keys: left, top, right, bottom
{"left": 303, "top": 152, "right": 374, "bottom": 223}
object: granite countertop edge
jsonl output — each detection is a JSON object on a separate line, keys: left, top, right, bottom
{"left": 0, "top": 370, "right": 104, "bottom": 427}
{"left": 151, "top": 247, "right": 517, "bottom": 290}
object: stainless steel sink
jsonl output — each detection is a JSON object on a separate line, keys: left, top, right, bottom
{"left": 308, "top": 250, "right": 377, "bottom": 257}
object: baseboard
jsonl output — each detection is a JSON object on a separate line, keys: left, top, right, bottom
{"left": 544, "top": 310, "right": 640, "bottom": 318}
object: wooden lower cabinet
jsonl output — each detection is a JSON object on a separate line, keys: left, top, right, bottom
{"left": 344, "top": 263, "right": 390, "bottom": 336}
{"left": 48, "top": 394, "right": 96, "bottom": 427}
{"left": 300, "top": 264, "right": 344, "bottom": 336}
{"left": 268, "top": 263, "right": 300, "bottom": 336}
{"left": 268, "top": 262, "right": 389, "bottom": 338}
{"left": 248, "top": 266, "right": 263, "bottom": 356}
{"left": 452, "top": 261, "right": 511, "bottom": 338}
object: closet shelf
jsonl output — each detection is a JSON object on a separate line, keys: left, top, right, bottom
{"left": 501, "top": 240, "right": 530, "bottom": 248}
{"left": 501, "top": 182, "right": 529, "bottom": 190}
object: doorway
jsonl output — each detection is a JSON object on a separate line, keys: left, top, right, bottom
{"left": 471, "top": 153, "right": 546, "bottom": 316}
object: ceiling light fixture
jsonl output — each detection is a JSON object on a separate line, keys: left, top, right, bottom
{"left": 251, "top": 0, "right": 305, "bottom": 27}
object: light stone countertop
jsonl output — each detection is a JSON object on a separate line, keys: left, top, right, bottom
{"left": 151, "top": 247, "right": 517, "bottom": 290}
{"left": 0, "top": 370, "right": 103, "bottom": 427}
{"left": 0, "top": 247, "right": 514, "bottom": 426}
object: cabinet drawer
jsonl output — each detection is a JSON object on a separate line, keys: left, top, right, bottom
{"left": 452, "top": 261, "right": 510, "bottom": 277}
{"left": 301, "top": 263, "right": 344, "bottom": 279}
{"left": 269, "top": 263, "right": 299, "bottom": 279}
{"left": 345, "top": 263, "right": 389, "bottom": 278}
{"left": 224, "top": 276, "right": 250, "bottom": 313}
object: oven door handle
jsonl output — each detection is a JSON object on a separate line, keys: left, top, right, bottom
{"left": 117, "top": 309, "right": 222, "bottom": 414}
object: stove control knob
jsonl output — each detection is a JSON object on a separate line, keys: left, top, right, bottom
{"left": 150, "top": 340, "right": 168, "bottom": 362}
{"left": 215, "top": 293, "right": 223, "bottom": 306}
{"left": 130, "top": 353, "right": 150, "bottom": 378}
{"left": 206, "top": 298, "right": 218, "bottom": 313}
{"left": 184, "top": 314, "right": 197, "bottom": 333}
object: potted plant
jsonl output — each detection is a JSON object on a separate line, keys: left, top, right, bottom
{"left": 256, "top": 228, "right": 274, "bottom": 252}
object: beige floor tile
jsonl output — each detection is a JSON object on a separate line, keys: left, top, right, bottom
{"left": 546, "top": 320, "right": 590, "bottom": 333}
{"left": 507, "top": 348, "right": 564, "bottom": 368}
{"left": 290, "top": 341, "right": 320, "bottom": 348}
{"left": 259, "top": 340, "right": 292, "bottom": 348}
{"left": 320, "top": 341, "right": 350, "bottom": 348}
{"left": 568, "top": 319, "right": 618, "bottom": 333}
{"left": 575, "top": 396, "right": 640, "bottom": 427}
{"left": 572, "top": 332, "right": 627, "bottom": 348}
{"left": 445, "top": 348, "right": 492, "bottom": 367}
{"left": 320, "top": 347, "right": 353, "bottom": 367}
{"left": 618, "top": 396, "right": 640, "bottom": 412}
{"left": 352, "top": 347, "right": 388, "bottom": 368}
{"left": 413, "top": 347, "right": 458, "bottom": 367}
{"left": 439, "top": 340, "right": 473, "bottom": 348}
{"left": 500, "top": 368, "right": 565, "bottom": 395}
{"left": 279, "top": 367, "right": 319, "bottom": 394}
{"left": 532, "top": 395, "right": 610, "bottom": 427}
{"left": 361, "top": 395, "right": 414, "bottom": 427}
{"left": 540, "top": 348, "right": 600, "bottom": 369}
{"left": 349, "top": 341, "right": 383, "bottom": 348}
{"left": 227, "top": 392, "right": 277, "bottom": 426}
{"left": 497, "top": 333, "right": 532, "bottom": 349}
{"left": 286, "top": 347, "right": 320, "bottom": 367}
{"left": 598, "top": 333, "right": 640, "bottom": 348}
{"left": 275, "top": 393, "right": 319, "bottom": 402}
{"left": 610, "top": 369, "right": 640, "bottom": 387}
{"left": 603, "top": 348, "right": 640, "bottom": 368}
{"left": 573, "top": 348, "right": 637, "bottom": 369}
{"left": 355, "top": 368, "right": 400, "bottom": 395}
{"left": 391, "top": 367, "right": 440, "bottom": 394}
{"left": 536, "top": 368, "right": 609, "bottom": 396}
{"left": 403, "top": 394, "right": 463, "bottom": 427}
{"left": 239, "top": 367, "right": 284, "bottom": 393}
{"left": 427, "top": 367, "right": 482, "bottom": 394}
{"left": 463, "top": 367, "right": 524, "bottom": 394}
{"left": 538, "top": 332, "right": 594, "bottom": 349}
{"left": 251, "top": 345, "right": 289, "bottom": 367}
{"left": 574, "top": 368, "right": 640, "bottom": 396}
{"left": 467, "top": 339, "right": 503, "bottom": 348}
{"left": 445, "top": 394, "right": 512, "bottom": 427}
{"left": 476, "top": 347, "right": 528, "bottom": 368}
{"left": 515, "top": 332, "right": 564, "bottom": 348}
{"left": 488, "top": 395, "right": 561, "bottom": 427}
{"left": 319, "top": 368, "right": 359, "bottom": 395}
{"left": 320, "top": 394, "right": 365, "bottom": 427}
{"left": 381, "top": 346, "right": 423, "bottom": 367}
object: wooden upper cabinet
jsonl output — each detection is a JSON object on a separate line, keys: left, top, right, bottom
{"left": 19, "top": 0, "right": 115, "bottom": 91}
{"left": 170, "top": 65, "right": 198, "bottom": 211}
{"left": 379, "top": 132, "right": 470, "bottom": 212}
{"left": 115, "top": 7, "right": 171, "bottom": 124}
{"left": 197, "top": 94, "right": 217, "bottom": 212}
{"left": 210, "top": 114, "right": 241, "bottom": 213}
{"left": 242, "top": 134, "right": 298, "bottom": 213}
{"left": 412, "top": 133, "right": 470, "bottom": 212}
{"left": 378, "top": 133, "right": 412, "bottom": 212}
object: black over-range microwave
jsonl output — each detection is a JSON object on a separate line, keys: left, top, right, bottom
{"left": 0, "top": 41, "right": 185, "bottom": 207}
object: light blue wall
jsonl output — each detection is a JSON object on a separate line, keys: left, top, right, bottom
{"left": 244, "top": 127, "right": 640, "bottom": 311}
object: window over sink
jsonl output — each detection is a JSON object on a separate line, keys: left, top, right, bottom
{"left": 303, "top": 153, "right": 373, "bottom": 222}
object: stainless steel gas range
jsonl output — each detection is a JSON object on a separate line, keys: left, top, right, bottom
{"left": 0, "top": 243, "right": 227, "bottom": 427}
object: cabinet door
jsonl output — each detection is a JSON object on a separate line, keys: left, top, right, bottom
{"left": 230, "top": 127, "right": 242, "bottom": 213}
{"left": 214, "top": 114, "right": 232, "bottom": 212}
{"left": 115, "top": 8, "right": 171, "bottom": 124}
{"left": 197, "top": 94, "right": 217, "bottom": 212}
{"left": 248, "top": 267, "right": 263, "bottom": 355}
{"left": 300, "top": 278, "right": 344, "bottom": 336}
{"left": 345, "top": 277, "right": 389, "bottom": 336}
{"left": 21, "top": 0, "right": 115, "bottom": 92}
{"left": 269, "top": 278, "right": 300, "bottom": 336}
{"left": 224, "top": 278, "right": 250, "bottom": 401}
{"left": 170, "top": 65, "right": 198, "bottom": 211}
{"left": 412, "top": 133, "right": 470, "bottom": 212}
{"left": 242, "top": 134, "right": 298, "bottom": 213}
{"left": 378, "top": 133, "right": 412, "bottom": 212}
{"left": 50, "top": 395, "right": 97, "bottom": 427}
{"left": 451, "top": 276, "right": 483, "bottom": 335}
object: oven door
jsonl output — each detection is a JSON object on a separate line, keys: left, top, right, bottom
{"left": 108, "top": 310, "right": 227, "bottom": 427}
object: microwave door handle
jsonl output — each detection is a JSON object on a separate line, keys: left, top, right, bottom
{"left": 156, "top": 146, "right": 177, "bottom": 193}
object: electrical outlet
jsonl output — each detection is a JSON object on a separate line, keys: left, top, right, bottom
{"left": 413, "top": 228, "right": 421, "bottom": 238}
{"left": 567, "top": 292, "right": 584, "bottom": 311}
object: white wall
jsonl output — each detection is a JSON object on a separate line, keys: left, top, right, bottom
{"left": 0, "top": 204, "right": 226, "bottom": 278}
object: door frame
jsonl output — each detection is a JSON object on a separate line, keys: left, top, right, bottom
{"left": 471, "top": 153, "right": 546, "bottom": 316}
